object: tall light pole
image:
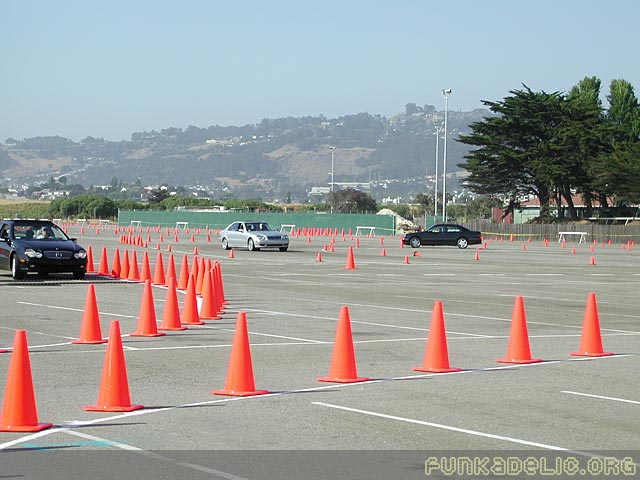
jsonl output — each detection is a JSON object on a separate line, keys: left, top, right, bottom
{"left": 329, "top": 146, "right": 336, "bottom": 193}
{"left": 441, "top": 88, "right": 451, "bottom": 222}
{"left": 434, "top": 125, "right": 440, "bottom": 218}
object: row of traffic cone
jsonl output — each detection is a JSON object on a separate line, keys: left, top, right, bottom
{"left": 0, "top": 291, "right": 612, "bottom": 432}
{"left": 73, "top": 270, "right": 225, "bottom": 344}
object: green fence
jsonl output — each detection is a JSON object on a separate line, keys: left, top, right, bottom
{"left": 117, "top": 210, "right": 397, "bottom": 235}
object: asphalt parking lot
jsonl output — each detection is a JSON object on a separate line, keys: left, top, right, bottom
{"left": 0, "top": 225, "right": 639, "bottom": 479}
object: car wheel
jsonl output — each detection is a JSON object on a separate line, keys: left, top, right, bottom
{"left": 73, "top": 271, "right": 85, "bottom": 280}
{"left": 11, "top": 255, "right": 25, "bottom": 280}
{"left": 221, "top": 238, "right": 229, "bottom": 250}
{"left": 279, "top": 247, "right": 288, "bottom": 252}
{"left": 456, "top": 237, "right": 469, "bottom": 249}
{"left": 409, "top": 236, "right": 422, "bottom": 248}
{"left": 247, "top": 238, "right": 255, "bottom": 251}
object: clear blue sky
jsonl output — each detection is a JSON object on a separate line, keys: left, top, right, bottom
{"left": 3, "top": 0, "right": 639, "bottom": 142}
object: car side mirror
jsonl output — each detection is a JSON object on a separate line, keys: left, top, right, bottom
{"left": 70, "top": 238, "right": 78, "bottom": 243}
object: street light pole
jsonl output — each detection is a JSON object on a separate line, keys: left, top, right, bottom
{"left": 329, "top": 146, "right": 336, "bottom": 193}
{"left": 441, "top": 88, "right": 451, "bottom": 222}
{"left": 433, "top": 124, "right": 440, "bottom": 218}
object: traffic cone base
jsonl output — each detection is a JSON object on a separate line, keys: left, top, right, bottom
{"left": 0, "top": 421, "right": 53, "bottom": 432}
{"left": 496, "top": 357, "right": 542, "bottom": 364}
{"left": 569, "top": 350, "right": 612, "bottom": 357}
{"left": 83, "top": 403, "right": 143, "bottom": 412}
{"left": 412, "top": 366, "right": 461, "bottom": 373}
{"left": 317, "top": 375, "right": 369, "bottom": 383}
{"left": 211, "top": 388, "right": 269, "bottom": 397}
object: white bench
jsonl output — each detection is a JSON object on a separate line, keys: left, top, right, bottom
{"left": 558, "top": 231, "right": 588, "bottom": 244}
{"left": 76, "top": 218, "right": 87, "bottom": 226}
{"left": 176, "top": 222, "right": 188, "bottom": 229}
{"left": 355, "top": 226, "right": 376, "bottom": 236}
{"left": 129, "top": 220, "right": 141, "bottom": 227}
{"left": 280, "top": 224, "right": 295, "bottom": 233}
{"left": 99, "top": 219, "right": 110, "bottom": 225}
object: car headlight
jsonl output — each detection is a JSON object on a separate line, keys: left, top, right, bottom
{"left": 256, "top": 235, "right": 267, "bottom": 241}
{"left": 25, "top": 248, "right": 43, "bottom": 258}
{"left": 74, "top": 250, "right": 87, "bottom": 259}
{"left": 282, "top": 235, "right": 289, "bottom": 240}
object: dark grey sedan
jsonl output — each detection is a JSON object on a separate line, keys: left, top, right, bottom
{"left": 0, "top": 220, "right": 87, "bottom": 279}
{"left": 402, "top": 223, "right": 482, "bottom": 249}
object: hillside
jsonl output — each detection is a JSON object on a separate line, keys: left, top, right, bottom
{"left": 1, "top": 107, "right": 492, "bottom": 201}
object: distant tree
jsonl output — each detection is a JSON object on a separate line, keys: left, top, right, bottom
{"left": 423, "top": 105, "right": 435, "bottom": 115}
{"left": 607, "top": 79, "right": 640, "bottom": 142}
{"left": 567, "top": 76, "right": 602, "bottom": 109}
{"left": 148, "top": 187, "right": 169, "bottom": 205}
{"left": 405, "top": 103, "right": 418, "bottom": 115}
{"left": 414, "top": 193, "right": 433, "bottom": 215}
{"left": 327, "top": 188, "right": 377, "bottom": 213}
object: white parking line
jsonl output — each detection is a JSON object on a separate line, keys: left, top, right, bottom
{"left": 561, "top": 391, "right": 640, "bottom": 405}
{"left": 311, "top": 401, "right": 595, "bottom": 453}
{"left": 17, "top": 301, "right": 136, "bottom": 319}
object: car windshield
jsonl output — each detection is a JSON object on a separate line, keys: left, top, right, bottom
{"left": 246, "top": 222, "right": 273, "bottom": 232}
{"left": 13, "top": 224, "right": 68, "bottom": 241}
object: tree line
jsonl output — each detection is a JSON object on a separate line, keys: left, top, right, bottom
{"left": 458, "top": 77, "right": 640, "bottom": 220}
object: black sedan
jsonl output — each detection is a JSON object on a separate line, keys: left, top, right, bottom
{"left": 402, "top": 223, "right": 482, "bottom": 249}
{"left": 0, "top": 220, "right": 87, "bottom": 279}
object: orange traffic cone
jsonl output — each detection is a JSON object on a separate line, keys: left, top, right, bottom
{"left": 195, "top": 257, "right": 206, "bottom": 295}
{"left": 159, "top": 277, "right": 187, "bottom": 331}
{"left": 497, "top": 296, "right": 541, "bottom": 364}
{"left": 412, "top": 251, "right": 421, "bottom": 257}
{"left": 570, "top": 292, "right": 612, "bottom": 357}
{"left": 86, "top": 245, "right": 95, "bottom": 273}
{"left": 177, "top": 254, "right": 189, "bottom": 290}
{"left": 199, "top": 267, "right": 220, "bottom": 320}
{"left": 344, "top": 246, "right": 356, "bottom": 270}
{"left": 139, "top": 250, "right": 151, "bottom": 283}
{"left": 0, "top": 330, "right": 53, "bottom": 432}
{"left": 97, "top": 247, "right": 110, "bottom": 276}
{"left": 403, "top": 255, "right": 410, "bottom": 264}
{"left": 181, "top": 274, "right": 204, "bottom": 325}
{"left": 212, "top": 312, "right": 269, "bottom": 396}
{"left": 127, "top": 250, "right": 140, "bottom": 281}
{"left": 213, "top": 261, "right": 227, "bottom": 307}
{"left": 120, "top": 249, "right": 130, "bottom": 279}
{"left": 413, "top": 301, "right": 461, "bottom": 373}
{"left": 317, "top": 306, "right": 369, "bottom": 383}
{"left": 84, "top": 321, "right": 143, "bottom": 412}
{"left": 589, "top": 256, "right": 596, "bottom": 265}
{"left": 130, "top": 280, "right": 165, "bottom": 337}
{"left": 380, "top": 248, "right": 386, "bottom": 256}
{"left": 71, "top": 284, "right": 107, "bottom": 344}
{"left": 228, "top": 248, "right": 235, "bottom": 259}
{"left": 152, "top": 252, "right": 165, "bottom": 285}
{"left": 473, "top": 251, "right": 480, "bottom": 261}
{"left": 164, "top": 253, "right": 176, "bottom": 286}
{"left": 110, "top": 248, "right": 121, "bottom": 278}
{"left": 316, "top": 252, "right": 323, "bottom": 262}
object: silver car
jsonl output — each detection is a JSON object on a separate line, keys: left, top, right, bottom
{"left": 219, "top": 221, "right": 289, "bottom": 252}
